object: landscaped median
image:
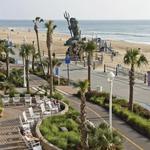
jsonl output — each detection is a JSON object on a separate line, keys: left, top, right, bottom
{"left": 74, "top": 90, "right": 150, "bottom": 139}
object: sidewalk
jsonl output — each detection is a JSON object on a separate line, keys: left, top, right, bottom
{"left": 56, "top": 85, "right": 150, "bottom": 150}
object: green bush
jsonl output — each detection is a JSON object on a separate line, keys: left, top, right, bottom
{"left": 52, "top": 92, "right": 63, "bottom": 100}
{"left": 40, "top": 110, "right": 80, "bottom": 150}
{"left": 8, "top": 68, "right": 23, "bottom": 87}
{"left": 0, "top": 72, "right": 6, "bottom": 81}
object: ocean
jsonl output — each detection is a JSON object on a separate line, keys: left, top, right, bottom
{"left": 0, "top": 20, "right": 150, "bottom": 44}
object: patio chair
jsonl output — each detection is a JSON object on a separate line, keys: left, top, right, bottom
{"left": 19, "top": 115, "right": 31, "bottom": 132}
{"left": 28, "top": 107, "right": 41, "bottom": 120}
{"left": 2, "top": 95, "right": 10, "bottom": 106}
{"left": 22, "top": 111, "right": 34, "bottom": 126}
{"left": 13, "top": 94, "right": 20, "bottom": 104}
{"left": 41, "top": 96, "right": 49, "bottom": 102}
{"left": 46, "top": 101, "right": 59, "bottom": 113}
{"left": 40, "top": 103, "right": 51, "bottom": 116}
{"left": 24, "top": 133, "right": 42, "bottom": 150}
{"left": 35, "top": 95, "right": 43, "bottom": 105}
{"left": 24, "top": 94, "right": 32, "bottom": 106}
{"left": 31, "top": 142, "right": 42, "bottom": 150}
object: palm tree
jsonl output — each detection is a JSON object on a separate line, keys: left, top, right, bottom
{"left": 45, "top": 20, "right": 56, "bottom": 97}
{"left": 0, "top": 40, "right": 15, "bottom": 78}
{"left": 20, "top": 44, "right": 34, "bottom": 93}
{"left": 89, "top": 123, "right": 123, "bottom": 150}
{"left": 0, "top": 81, "right": 16, "bottom": 96}
{"left": 85, "top": 41, "right": 96, "bottom": 92}
{"left": 124, "top": 48, "right": 148, "bottom": 111}
{"left": 77, "top": 79, "right": 89, "bottom": 150}
{"left": 33, "top": 17, "right": 45, "bottom": 75}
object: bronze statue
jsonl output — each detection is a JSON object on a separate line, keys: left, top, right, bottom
{"left": 64, "top": 11, "right": 81, "bottom": 46}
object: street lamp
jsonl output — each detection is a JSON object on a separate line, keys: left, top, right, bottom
{"left": 107, "top": 71, "right": 115, "bottom": 132}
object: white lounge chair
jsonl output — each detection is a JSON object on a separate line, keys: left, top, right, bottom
{"left": 46, "top": 101, "right": 59, "bottom": 113}
{"left": 28, "top": 107, "right": 41, "bottom": 120}
{"left": 22, "top": 111, "right": 34, "bottom": 126}
{"left": 2, "top": 95, "right": 10, "bottom": 105}
{"left": 13, "top": 94, "right": 20, "bottom": 104}
{"left": 19, "top": 115, "right": 30, "bottom": 132}
{"left": 32, "top": 142, "right": 42, "bottom": 150}
{"left": 40, "top": 103, "right": 51, "bottom": 116}
{"left": 41, "top": 96, "right": 48, "bottom": 102}
{"left": 35, "top": 95, "right": 43, "bottom": 105}
{"left": 25, "top": 94, "right": 32, "bottom": 105}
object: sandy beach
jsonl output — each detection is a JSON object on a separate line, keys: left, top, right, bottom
{"left": 0, "top": 28, "right": 150, "bottom": 72}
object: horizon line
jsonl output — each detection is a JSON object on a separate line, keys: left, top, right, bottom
{"left": 0, "top": 19, "right": 150, "bottom": 21}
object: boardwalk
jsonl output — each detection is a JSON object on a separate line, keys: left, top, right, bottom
{"left": 0, "top": 106, "right": 28, "bottom": 150}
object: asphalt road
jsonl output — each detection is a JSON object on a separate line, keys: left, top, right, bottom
{"left": 60, "top": 63, "right": 150, "bottom": 110}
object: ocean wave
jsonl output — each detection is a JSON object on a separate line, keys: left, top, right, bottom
{"left": 84, "top": 31, "right": 150, "bottom": 38}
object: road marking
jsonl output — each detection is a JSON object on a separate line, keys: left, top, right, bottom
{"left": 57, "top": 88, "right": 144, "bottom": 150}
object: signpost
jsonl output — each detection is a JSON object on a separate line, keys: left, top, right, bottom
{"left": 55, "top": 67, "right": 60, "bottom": 85}
{"left": 65, "top": 55, "right": 71, "bottom": 85}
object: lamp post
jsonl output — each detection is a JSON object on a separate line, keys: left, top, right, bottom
{"left": 107, "top": 71, "right": 115, "bottom": 132}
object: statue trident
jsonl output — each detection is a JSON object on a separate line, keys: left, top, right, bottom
{"left": 64, "top": 11, "right": 73, "bottom": 37}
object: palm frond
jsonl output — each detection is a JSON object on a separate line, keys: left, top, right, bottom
{"left": 137, "top": 54, "right": 148, "bottom": 67}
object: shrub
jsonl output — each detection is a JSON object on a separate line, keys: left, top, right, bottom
{"left": 40, "top": 109, "right": 80, "bottom": 150}
{"left": 133, "top": 103, "right": 150, "bottom": 119}
{"left": 0, "top": 72, "right": 6, "bottom": 81}
{"left": 52, "top": 92, "right": 63, "bottom": 100}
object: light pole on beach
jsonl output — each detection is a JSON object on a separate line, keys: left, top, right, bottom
{"left": 107, "top": 71, "right": 115, "bottom": 132}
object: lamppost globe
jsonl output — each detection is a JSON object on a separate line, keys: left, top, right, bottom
{"left": 107, "top": 71, "right": 115, "bottom": 82}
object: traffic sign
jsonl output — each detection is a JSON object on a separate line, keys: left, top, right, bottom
{"left": 65, "top": 55, "right": 71, "bottom": 64}
{"left": 55, "top": 67, "right": 60, "bottom": 76}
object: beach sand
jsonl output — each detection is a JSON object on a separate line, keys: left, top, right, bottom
{"left": 0, "top": 28, "right": 150, "bottom": 72}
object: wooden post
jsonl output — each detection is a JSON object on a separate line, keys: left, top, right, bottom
{"left": 144, "top": 74, "right": 147, "bottom": 84}
{"left": 115, "top": 66, "right": 118, "bottom": 76}
{"left": 104, "top": 64, "right": 106, "bottom": 73}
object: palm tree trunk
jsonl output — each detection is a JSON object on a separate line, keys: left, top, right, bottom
{"left": 35, "top": 31, "right": 45, "bottom": 76}
{"left": 25, "top": 58, "right": 30, "bottom": 93}
{"left": 80, "top": 92, "right": 89, "bottom": 150}
{"left": 88, "top": 53, "right": 91, "bottom": 92}
{"left": 32, "top": 55, "right": 35, "bottom": 72}
{"left": 48, "top": 47, "right": 53, "bottom": 97}
{"left": 6, "top": 52, "right": 9, "bottom": 78}
{"left": 129, "top": 65, "right": 134, "bottom": 111}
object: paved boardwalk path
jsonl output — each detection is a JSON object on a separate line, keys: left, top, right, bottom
{"left": 0, "top": 106, "right": 28, "bottom": 150}
{"left": 57, "top": 85, "right": 150, "bottom": 150}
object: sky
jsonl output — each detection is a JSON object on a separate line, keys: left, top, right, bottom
{"left": 0, "top": 0, "right": 150, "bottom": 20}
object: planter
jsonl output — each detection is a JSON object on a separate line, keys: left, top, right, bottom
{"left": 36, "top": 101, "right": 69, "bottom": 150}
